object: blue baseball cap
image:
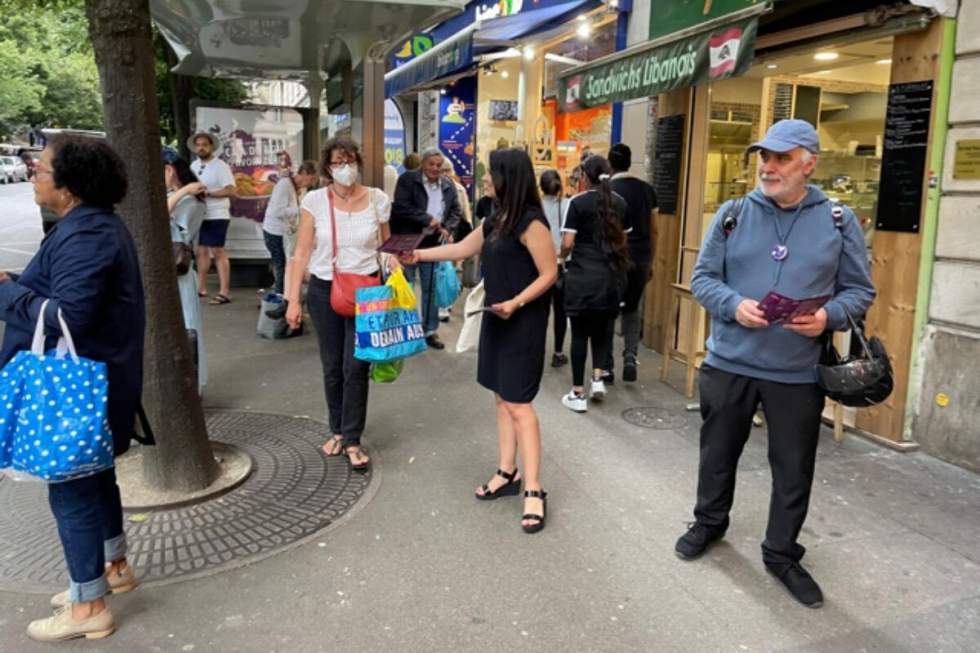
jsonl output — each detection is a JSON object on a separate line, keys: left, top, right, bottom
{"left": 746, "top": 119, "right": 820, "bottom": 155}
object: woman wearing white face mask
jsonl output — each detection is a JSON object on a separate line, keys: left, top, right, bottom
{"left": 286, "top": 138, "right": 393, "bottom": 471}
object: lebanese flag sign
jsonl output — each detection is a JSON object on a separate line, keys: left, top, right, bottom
{"left": 708, "top": 27, "right": 744, "bottom": 79}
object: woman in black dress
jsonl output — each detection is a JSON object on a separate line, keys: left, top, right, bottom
{"left": 401, "top": 148, "right": 557, "bottom": 533}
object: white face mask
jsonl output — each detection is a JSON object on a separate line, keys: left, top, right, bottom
{"left": 331, "top": 164, "right": 358, "bottom": 187}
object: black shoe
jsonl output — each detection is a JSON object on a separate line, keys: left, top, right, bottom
{"left": 265, "top": 298, "right": 288, "bottom": 320}
{"left": 674, "top": 522, "right": 726, "bottom": 560}
{"left": 425, "top": 334, "right": 445, "bottom": 350}
{"left": 766, "top": 562, "right": 824, "bottom": 608}
{"left": 600, "top": 370, "right": 614, "bottom": 385}
{"left": 522, "top": 489, "right": 547, "bottom": 534}
{"left": 622, "top": 358, "right": 637, "bottom": 382}
{"left": 551, "top": 353, "right": 568, "bottom": 368}
{"left": 475, "top": 468, "right": 521, "bottom": 501}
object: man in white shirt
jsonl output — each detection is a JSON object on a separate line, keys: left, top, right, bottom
{"left": 189, "top": 132, "right": 236, "bottom": 304}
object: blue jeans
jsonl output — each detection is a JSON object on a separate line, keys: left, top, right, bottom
{"left": 47, "top": 468, "right": 127, "bottom": 603}
{"left": 263, "top": 231, "right": 286, "bottom": 295}
{"left": 403, "top": 262, "right": 439, "bottom": 337}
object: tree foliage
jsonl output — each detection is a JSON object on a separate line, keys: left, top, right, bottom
{"left": 0, "top": 0, "right": 249, "bottom": 142}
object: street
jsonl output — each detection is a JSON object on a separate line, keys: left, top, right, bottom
{"left": 0, "top": 181, "right": 43, "bottom": 273}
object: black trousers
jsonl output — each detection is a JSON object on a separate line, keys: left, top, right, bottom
{"left": 694, "top": 364, "right": 825, "bottom": 565}
{"left": 308, "top": 276, "right": 370, "bottom": 445}
{"left": 602, "top": 262, "right": 650, "bottom": 372}
{"left": 552, "top": 265, "right": 567, "bottom": 353}
{"left": 569, "top": 312, "right": 613, "bottom": 387}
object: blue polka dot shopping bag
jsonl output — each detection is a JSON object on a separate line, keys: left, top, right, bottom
{"left": 0, "top": 301, "right": 113, "bottom": 482}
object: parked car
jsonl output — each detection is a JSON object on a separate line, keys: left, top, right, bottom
{"left": 0, "top": 156, "right": 29, "bottom": 183}
{"left": 19, "top": 149, "right": 42, "bottom": 179}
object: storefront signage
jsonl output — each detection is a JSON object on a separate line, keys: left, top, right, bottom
{"left": 649, "top": 0, "right": 763, "bottom": 41}
{"left": 391, "top": 34, "right": 435, "bottom": 69}
{"left": 439, "top": 76, "right": 477, "bottom": 198}
{"left": 653, "top": 114, "right": 685, "bottom": 215}
{"left": 384, "top": 100, "right": 407, "bottom": 172}
{"left": 385, "top": 36, "right": 474, "bottom": 97}
{"left": 558, "top": 18, "right": 757, "bottom": 111}
{"left": 877, "top": 80, "right": 933, "bottom": 233}
{"left": 953, "top": 139, "right": 980, "bottom": 180}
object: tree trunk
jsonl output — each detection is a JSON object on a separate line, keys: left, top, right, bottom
{"left": 84, "top": 0, "right": 218, "bottom": 491}
{"left": 162, "top": 40, "right": 192, "bottom": 160}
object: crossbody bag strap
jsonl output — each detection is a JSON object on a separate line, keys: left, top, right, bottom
{"left": 328, "top": 188, "right": 339, "bottom": 277}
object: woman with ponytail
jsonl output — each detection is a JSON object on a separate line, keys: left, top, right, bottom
{"left": 559, "top": 155, "right": 632, "bottom": 413}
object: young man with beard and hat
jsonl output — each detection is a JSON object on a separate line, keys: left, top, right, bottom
{"left": 675, "top": 119, "right": 875, "bottom": 608}
{"left": 189, "top": 132, "right": 236, "bottom": 305}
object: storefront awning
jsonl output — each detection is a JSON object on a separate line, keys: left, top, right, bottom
{"left": 385, "top": 0, "right": 597, "bottom": 97}
{"left": 557, "top": 2, "right": 770, "bottom": 112}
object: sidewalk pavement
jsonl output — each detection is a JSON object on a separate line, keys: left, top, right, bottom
{"left": 1, "top": 288, "right": 979, "bottom": 652}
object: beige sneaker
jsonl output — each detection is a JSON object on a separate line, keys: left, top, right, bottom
{"left": 27, "top": 605, "right": 114, "bottom": 641}
{"left": 51, "top": 564, "right": 139, "bottom": 609}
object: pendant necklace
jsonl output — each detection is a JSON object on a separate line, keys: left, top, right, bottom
{"left": 771, "top": 202, "right": 805, "bottom": 263}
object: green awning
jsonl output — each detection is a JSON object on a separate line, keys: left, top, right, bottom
{"left": 558, "top": 6, "right": 769, "bottom": 111}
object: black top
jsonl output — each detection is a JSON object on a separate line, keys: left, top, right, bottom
{"left": 610, "top": 175, "right": 657, "bottom": 265}
{"left": 475, "top": 196, "right": 496, "bottom": 223}
{"left": 562, "top": 190, "right": 631, "bottom": 245}
{"left": 481, "top": 207, "right": 550, "bottom": 304}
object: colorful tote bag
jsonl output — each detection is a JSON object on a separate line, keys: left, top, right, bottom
{"left": 354, "top": 268, "right": 428, "bottom": 363}
{"left": 2, "top": 301, "right": 114, "bottom": 482}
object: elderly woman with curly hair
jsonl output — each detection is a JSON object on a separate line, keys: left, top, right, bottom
{"left": 0, "top": 136, "right": 145, "bottom": 642}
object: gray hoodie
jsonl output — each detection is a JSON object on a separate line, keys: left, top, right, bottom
{"left": 691, "top": 185, "right": 875, "bottom": 384}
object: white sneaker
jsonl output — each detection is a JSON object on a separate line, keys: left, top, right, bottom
{"left": 590, "top": 378, "right": 606, "bottom": 401}
{"left": 561, "top": 391, "right": 587, "bottom": 413}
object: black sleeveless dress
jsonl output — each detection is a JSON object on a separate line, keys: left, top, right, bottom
{"left": 477, "top": 208, "right": 551, "bottom": 403}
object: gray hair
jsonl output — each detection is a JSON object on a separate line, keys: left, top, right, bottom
{"left": 801, "top": 149, "right": 815, "bottom": 164}
{"left": 421, "top": 147, "right": 444, "bottom": 162}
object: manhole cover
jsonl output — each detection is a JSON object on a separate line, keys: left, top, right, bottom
{"left": 622, "top": 406, "right": 688, "bottom": 430}
{"left": 0, "top": 411, "right": 373, "bottom": 594}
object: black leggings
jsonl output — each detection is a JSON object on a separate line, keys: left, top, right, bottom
{"left": 569, "top": 312, "right": 614, "bottom": 387}
{"left": 552, "top": 266, "right": 567, "bottom": 353}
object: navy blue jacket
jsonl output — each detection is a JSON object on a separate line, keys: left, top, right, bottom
{"left": 391, "top": 169, "right": 463, "bottom": 248}
{"left": 0, "top": 204, "right": 146, "bottom": 455}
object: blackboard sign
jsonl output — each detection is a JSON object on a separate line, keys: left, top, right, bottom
{"left": 877, "top": 80, "right": 933, "bottom": 233}
{"left": 654, "top": 114, "right": 685, "bottom": 215}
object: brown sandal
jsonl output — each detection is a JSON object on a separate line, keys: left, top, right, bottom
{"left": 321, "top": 435, "right": 343, "bottom": 456}
{"left": 345, "top": 446, "right": 370, "bottom": 472}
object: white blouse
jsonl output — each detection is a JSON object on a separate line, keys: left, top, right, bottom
{"left": 302, "top": 186, "right": 391, "bottom": 280}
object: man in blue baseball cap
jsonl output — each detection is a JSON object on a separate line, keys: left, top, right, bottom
{"left": 674, "top": 119, "right": 876, "bottom": 608}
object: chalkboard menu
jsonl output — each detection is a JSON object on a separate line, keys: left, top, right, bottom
{"left": 877, "top": 80, "right": 933, "bottom": 233}
{"left": 653, "top": 114, "right": 684, "bottom": 215}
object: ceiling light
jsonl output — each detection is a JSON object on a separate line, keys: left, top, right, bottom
{"left": 576, "top": 14, "right": 587, "bottom": 21}
{"left": 501, "top": 70, "right": 509, "bottom": 79}
{"left": 876, "top": 58, "right": 892, "bottom": 65}
{"left": 814, "top": 70, "right": 831, "bottom": 75}
{"left": 766, "top": 63, "right": 778, "bottom": 69}
{"left": 814, "top": 52, "right": 839, "bottom": 61}
{"left": 576, "top": 23, "right": 591, "bottom": 39}
{"left": 523, "top": 46, "right": 534, "bottom": 61}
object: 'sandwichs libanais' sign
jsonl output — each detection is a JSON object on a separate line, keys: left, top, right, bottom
{"left": 558, "top": 18, "right": 758, "bottom": 112}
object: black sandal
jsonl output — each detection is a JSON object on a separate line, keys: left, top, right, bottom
{"left": 522, "top": 490, "right": 547, "bottom": 534}
{"left": 475, "top": 468, "right": 521, "bottom": 501}
{"left": 345, "top": 446, "right": 370, "bottom": 472}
